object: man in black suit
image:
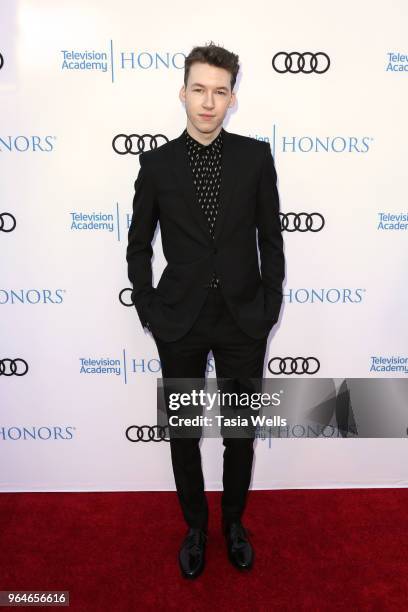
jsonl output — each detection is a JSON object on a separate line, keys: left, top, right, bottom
{"left": 126, "top": 42, "right": 285, "bottom": 579}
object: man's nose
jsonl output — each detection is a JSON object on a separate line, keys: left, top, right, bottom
{"left": 202, "top": 95, "right": 215, "bottom": 108}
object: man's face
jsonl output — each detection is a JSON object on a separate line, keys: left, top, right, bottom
{"left": 179, "top": 62, "right": 236, "bottom": 137}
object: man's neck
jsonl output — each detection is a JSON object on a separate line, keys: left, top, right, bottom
{"left": 185, "top": 121, "right": 222, "bottom": 146}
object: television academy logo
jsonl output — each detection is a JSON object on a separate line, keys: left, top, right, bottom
{"left": 0, "top": 358, "right": 29, "bottom": 376}
{"left": 280, "top": 213, "right": 325, "bottom": 232}
{"left": 272, "top": 52, "right": 330, "bottom": 74}
{"left": 87, "top": 346, "right": 215, "bottom": 378}
{"left": 377, "top": 212, "right": 408, "bottom": 231}
{"left": 370, "top": 356, "right": 408, "bottom": 374}
{"left": 112, "top": 133, "right": 169, "bottom": 155}
{"left": 0, "top": 213, "right": 16, "bottom": 232}
{"left": 385, "top": 53, "right": 408, "bottom": 72}
{"left": 61, "top": 50, "right": 109, "bottom": 72}
{"left": 70, "top": 211, "right": 115, "bottom": 233}
{"left": 0, "top": 52, "right": 4, "bottom": 70}
{"left": 60, "top": 44, "right": 185, "bottom": 83}
{"left": 69, "top": 205, "right": 134, "bottom": 240}
{"left": 79, "top": 353, "right": 162, "bottom": 378}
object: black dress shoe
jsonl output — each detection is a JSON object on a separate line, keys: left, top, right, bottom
{"left": 178, "top": 527, "right": 207, "bottom": 579}
{"left": 223, "top": 521, "right": 253, "bottom": 570}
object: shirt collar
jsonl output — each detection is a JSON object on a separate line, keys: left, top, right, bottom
{"left": 184, "top": 127, "right": 223, "bottom": 153}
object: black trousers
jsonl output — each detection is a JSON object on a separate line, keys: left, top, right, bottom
{"left": 152, "top": 286, "right": 268, "bottom": 531}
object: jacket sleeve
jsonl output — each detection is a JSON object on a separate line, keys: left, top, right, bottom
{"left": 126, "top": 153, "right": 159, "bottom": 327}
{"left": 255, "top": 142, "right": 285, "bottom": 321}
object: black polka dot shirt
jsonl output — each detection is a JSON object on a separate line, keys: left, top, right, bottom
{"left": 184, "top": 128, "right": 223, "bottom": 289}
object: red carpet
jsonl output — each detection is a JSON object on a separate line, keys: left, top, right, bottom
{"left": 1, "top": 489, "right": 407, "bottom": 611}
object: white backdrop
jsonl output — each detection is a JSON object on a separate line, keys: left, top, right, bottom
{"left": 1, "top": 0, "right": 408, "bottom": 491}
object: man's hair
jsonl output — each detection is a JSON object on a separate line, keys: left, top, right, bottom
{"left": 184, "top": 41, "right": 240, "bottom": 92}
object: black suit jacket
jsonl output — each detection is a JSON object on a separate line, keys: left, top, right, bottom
{"left": 126, "top": 127, "right": 285, "bottom": 342}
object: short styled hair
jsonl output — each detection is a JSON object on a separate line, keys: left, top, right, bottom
{"left": 184, "top": 41, "right": 240, "bottom": 92}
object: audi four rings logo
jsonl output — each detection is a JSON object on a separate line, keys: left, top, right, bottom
{"left": 280, "top": 213, "right": 325, "bottom": 232}
{"left": 268, "top": 357, "right": 320, "bottom": 375}
{"left": 0, "top": 358, "right": 29, "bottom": 376}
{"left": 0, "top": 53, "right": 3, "bottom": 70}
{"left": 0, "top": 213, "right": 17, "bottom": 232}
{"left": 112, "top": 133, "right": 169, "bottom": 155}
{"left": 119, "top": 288, "right": 134, "bottom": 307}
{"left": 272, "top": 52, "right": 330, "bottom": 74}
{"left": 126, "top": 425, "right": 170, "bottom": 442}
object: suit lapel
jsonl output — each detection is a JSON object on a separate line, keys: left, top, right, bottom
{"left": 214, "top": 128, "right": 237, "bottom": 243}
{"left": 170, "top": 127, "right": 237, "bottom": 244}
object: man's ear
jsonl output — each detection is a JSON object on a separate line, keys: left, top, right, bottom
{"left": 179, "top": 85, "right": 186, "bottom": 104}
{"left": 229, "top": 91, "right": 236, "bottom": 108}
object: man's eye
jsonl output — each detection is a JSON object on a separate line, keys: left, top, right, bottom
{"left": 192, "top": 89, "right": 225, "bottom": 94}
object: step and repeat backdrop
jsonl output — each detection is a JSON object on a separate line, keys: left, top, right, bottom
{"left": 1, "top": 0, "right": 407, "bottom": 491}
